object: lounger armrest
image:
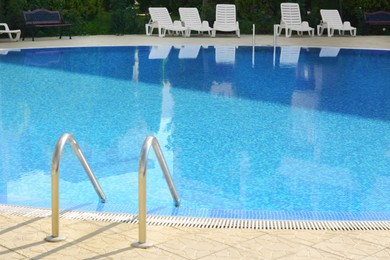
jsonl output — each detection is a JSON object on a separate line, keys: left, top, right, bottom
{"left": 343, "top": 21, "right": 353, "bottom": 28}
{"left": 0, "top": 23, "right": 10, "bottom": 30}
{"left": 202, "top": 20, "right": 210, "bottom": 27}
{"left": 301, "top": 21, "right": 311, "bottom": 29}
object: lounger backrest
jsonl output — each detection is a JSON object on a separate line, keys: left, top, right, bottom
{"left": 280, "top": 3, "right": 302, "bottom": 26}
{"left": 215, "top": 4, "right": 237, "bottom": 25}
{"left": 320, "top": 9, "right": 343, "bottom": 27}
{"left": 179, "top": 7, "right": 201, "bottom": 27}
{"left": 149, "top": 7, "right": 173, "bottom": 27}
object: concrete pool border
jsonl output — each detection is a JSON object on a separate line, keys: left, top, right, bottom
{"left": 1, "top": 204, "right": 389, "bottom": 231}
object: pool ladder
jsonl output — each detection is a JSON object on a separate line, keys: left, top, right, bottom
{"left": 131, "top": 136, "right": 180, "bottom": 249}
{"left": 45, "top": 133, "right": 106, "bottom": 242}
{"left": 45, "top": 133, "right": 180, "bottom": 249}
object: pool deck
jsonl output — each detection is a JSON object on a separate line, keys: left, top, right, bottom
{"left": 1, "top": 34, "right": 390, "bottom": 259}
{"left": 1, "top": 34, "right": 389, "bottom": 49}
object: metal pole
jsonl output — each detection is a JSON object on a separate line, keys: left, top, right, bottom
{"left": 132, "top": 136, "right": 180, "bottom": 249}
{"left": 252, "top": 24, "right": 255, "bottom": 67}
{"left": 273, "top": 24, "right": 277, "bottom": 46}
{"left": 45, "top": 133, "right": 106, "bottom": 242}
{"left": 252, "top": 24, "right": 255, "bottom": 46}
{"left": 70, "top": 139, "right": 106, "bottom": 203}
{"left": 45, "top": 134, "right": 69, "bottom": 242}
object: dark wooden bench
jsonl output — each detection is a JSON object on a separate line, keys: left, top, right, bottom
{"left": 22, "top": 9, "right": 72, "bottom": 41}
{"left": 364, "top": 11, "right": 390, "bottom": 33}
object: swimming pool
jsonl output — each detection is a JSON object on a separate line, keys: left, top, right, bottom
{"left": 0, "top": 45, "right": 389, "bottom": 222}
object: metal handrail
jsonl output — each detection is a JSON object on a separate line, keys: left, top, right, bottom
{"left": 131, "top": 136, "right": 180, "bottom": 249}
{"left": 45, "top": 133, "right": 106, "bottom": 242}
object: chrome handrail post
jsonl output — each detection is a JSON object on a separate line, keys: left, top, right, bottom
{"left": 69, "top": 139, "right": 106, "bottom": 203}
{"left": 45, "top": 133, "right": 69, "bottom": 242}
{"left": 152, "top": 140, "right": 180, "bottom": 206}
{"left": 45, "top": 133, "right": 106, "bottom": 242}
{"left": 132, "top": 136, "right": 180, "bottom": 249}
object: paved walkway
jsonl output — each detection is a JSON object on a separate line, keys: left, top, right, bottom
{"left": 1, "top": 214, "right": 389, "bottom": 259}
{"left": 1, "top": 34, "right": 389, "bottom": 49}
{"left": 0, "top": 34, "right": 389, "bottom": 259}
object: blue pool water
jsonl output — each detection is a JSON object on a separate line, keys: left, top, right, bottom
{"left": 0, "top": 45, "right": 389, "bottom": 221}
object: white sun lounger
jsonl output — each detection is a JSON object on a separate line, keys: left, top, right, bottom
{"left": 277, "top": 3, "right": 314, "bottom": 37}
{"left": 212, "top": 4, "right": 240, "bottom": 37}
{"left": 146, "top": 7, "right": 189, "bottom": 37}
{"left": 317, "top": 9, "right": 356, "bottom": 37}
{"left": 179, "top": 7, "right": 212, "bottom": 36}
{"left": 0, "top": 23, "right": 21, "bottom": 41}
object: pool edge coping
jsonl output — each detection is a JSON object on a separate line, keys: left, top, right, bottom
{"left": 1, "top": 204, "right": 388, "bottom": 231}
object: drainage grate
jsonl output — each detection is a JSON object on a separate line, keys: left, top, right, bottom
{"left": 0, "top": 204, "right": 389, "bottom": 231}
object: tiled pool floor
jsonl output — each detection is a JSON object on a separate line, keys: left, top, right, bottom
{"left": 1, "top": 35, "right": 389, "bottom": 259}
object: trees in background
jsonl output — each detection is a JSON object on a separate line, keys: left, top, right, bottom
{"left": 0, "top": 0, "right": 389, "bottom": 36}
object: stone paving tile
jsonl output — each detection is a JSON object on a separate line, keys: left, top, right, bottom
{"left": 143, "top": 225, "right": 196, "bottom": 244}
{"left": 268, "top": 229, "right": 339, "bottom": 246}
{"left": 156, "top": 233, "right": 230, "bottom": 259}
{"left": 176, "top": 227, "right": 267, "bottom": 246}
{"left": 278, "top": 246, "right": 348, "bottom": 260}
{"left": 90, "top": 246, "right": 188, "bottom": 260}
{"left": 313, "top": 234, "right": 388, "bottom": 259}
{"left": 362, "top": 248, "right": 390, "bottom": 260}
{"left": 29, "top": 244, "right": 103, "bottom": 259}
{"left": 1, "top": 214, "right": 390, "bottom": 259}
{"left": 199, "top": 246, "right": 264, "bottom": 259}
{"left": 0, "top": 245, "right": 28, "bottom": 259}
{"left": 232, "top": 233, "right": 317, "bottom": 259}
{"left": 1, "top": 35, "right": 389, "bottom": 50}
{"left": 346, "top": 230, "right": 390, "bottom": 248}
{"left": 76, "top": 229, "right": 135, "bottom": 253}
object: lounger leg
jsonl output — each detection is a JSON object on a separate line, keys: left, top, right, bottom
{"left": 7, "top": 31, "right": 20, "bottom": 41}
{"left": 317, "top": 25, "right": 322, "bottom": 36}
{"left": 145, "top": 24, "right": 151, "bottom": 35}
{"left": 276, "top": 25, "right": 282, "bottom": 36}
{"left": 158, "top": 28, "right": 166, "bottom": 37}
